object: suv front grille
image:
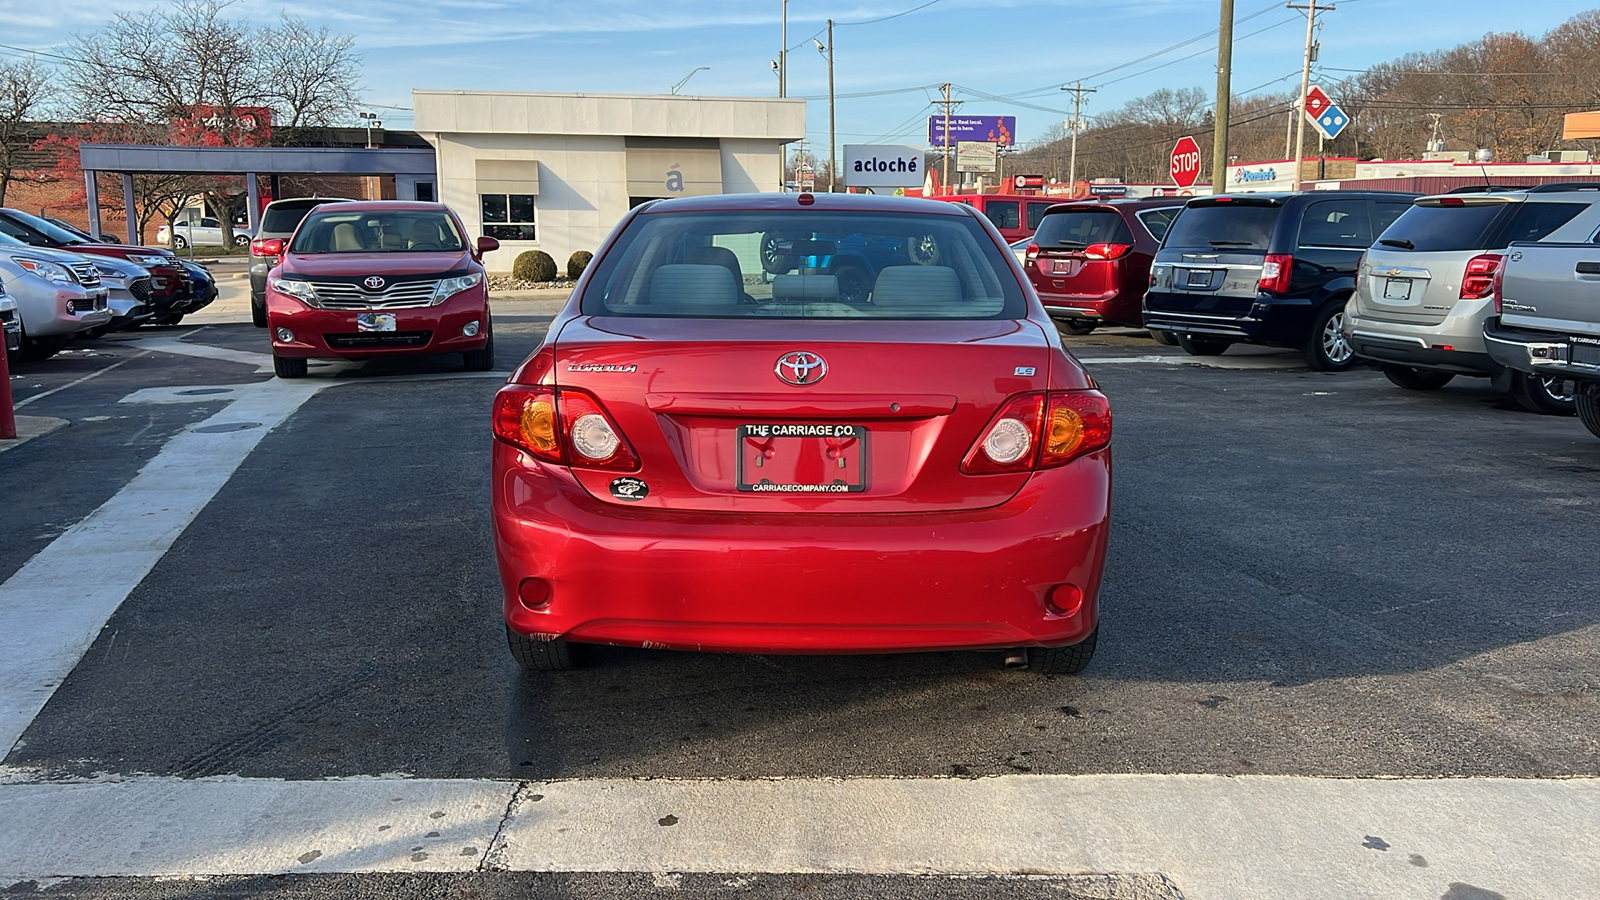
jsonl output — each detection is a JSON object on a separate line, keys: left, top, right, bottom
{"left": 325, "top": 330, "right": 433, "bottom": 349}
{"left": 69, "top": 261, "right": 103, "bottom": 288}
{"left": 129, "top": 276, "right": 153, "bottom": 302}
{"left": 312, "top": 280, "right": 440, "bottom": 310}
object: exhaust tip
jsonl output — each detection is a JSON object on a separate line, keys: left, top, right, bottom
{"left": 1002, "top": 650, "right": 1029, "bottom": 669}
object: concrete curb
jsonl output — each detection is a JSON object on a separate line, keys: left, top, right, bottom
{"left": 0, "top": 415, "right": 68, "bottom": 452}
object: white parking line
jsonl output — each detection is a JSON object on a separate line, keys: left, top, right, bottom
{"left": 0, "top": 379, "right": 324, "bottom": 755}
{"left": 0, "top": 774, "right": 1592, "bottom": 897}
{"left": 121, "top": 336, "right": 277, "bottom": 373}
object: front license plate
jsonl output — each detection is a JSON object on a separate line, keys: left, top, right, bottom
{"left": 1383, "top": 278, "right": 1413, "bottom": 301}
{"left": 1185, "top": 269, "right": 1213, "bottom": 288}
{"left": 357, "top": 312, "right": 397, "bottom": 332}
{"left": 1571, "top": 338, "right": 1600, "bottom": 367}
{"left": 737, "top": 424, "right": 869, "bottom": 493}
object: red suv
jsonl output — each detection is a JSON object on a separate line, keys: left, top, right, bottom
{"left": 1022, "top": 199, "right": 1184, "bottom": 334}
{"left": 265, "top": 201, "right": 498, "bottom": 377}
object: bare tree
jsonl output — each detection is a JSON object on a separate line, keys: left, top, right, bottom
{"left": 0, "top": 56, "right": 55, "bottom": 207}
{"left": 261, "top": 14, "right": 363, "bottom": 130}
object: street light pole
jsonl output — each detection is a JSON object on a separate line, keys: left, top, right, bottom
{"left": 670, "top": 66, "right": 710, "bottom": 95}
{"left": 1288, "top": 0, "right": 1329, "bottom": 191}
{"left": 780, "top": 0, "right": 787, "bottom": 99}
{"left": 1212, "top": 0, "right": 1234, "bottom": 193}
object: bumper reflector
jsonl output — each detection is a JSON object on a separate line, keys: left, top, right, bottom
{"left": 1045, "top": 584, "right": 1084, "bottom": 618}
{"left": 517, "top": 577, "right": 553, "bottom": 610}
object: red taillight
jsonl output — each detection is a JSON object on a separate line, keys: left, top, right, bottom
{"left": 492, "top": 385, "right": 639, "bottom": 471}
{"left": 1461, "top": 253, "right": 1502, "bottom": 301}
{"left": 250, "top": 238, "right": 283, "bottom": 258}
{"left": 962, "top": 390, "right": 1111, "bottom": 475}
{"left": 1025, "top": 242, "right": 1040, "bottom": 261}
{"left": 1083, "top": 242, "right": 1132, "bottom": 260}
{"left": 1258, "top": 253, "right": 1293, "bottom": 294}
{"left": 1491, "top": 255, "right": 1508, "bottom": 314}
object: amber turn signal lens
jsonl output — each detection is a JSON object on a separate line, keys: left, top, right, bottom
{"left": 1046, "top": 406, "right": 1084, "bottom": 458}
{"left": 520, "top": 399, "right": 557, "bottom": 453}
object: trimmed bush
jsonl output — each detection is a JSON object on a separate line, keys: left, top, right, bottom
{"left": 511, "top": 250, "right": 557, "bottom": 282}
{"left": 567, "top": 250, "right": 594, "bottom": 280}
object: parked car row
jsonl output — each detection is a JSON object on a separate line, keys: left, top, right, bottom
{"left": 0, "top": 207, "right": 214, "bottom": 363}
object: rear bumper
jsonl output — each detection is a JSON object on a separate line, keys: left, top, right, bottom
{"left": 267, "top": 290, "right": 490, "bottom": 359}
{"left": 1484, "top": 320, "right": 1600, "bottom": 383}
{"left": 492, "top": 444, "right": 1111, "bottom": 654}
{"left": 1142, "top": 293, "right": 1313, "bottom": 347}
{"left": 1038, "top": 291, "right": 1142, "bottom": 327}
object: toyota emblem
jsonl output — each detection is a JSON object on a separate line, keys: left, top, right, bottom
{"left": 776, "top": 351, "right": 827, "bottom": 386}
{"left": 363, "top": 275, "right": 386, "bottom": 290}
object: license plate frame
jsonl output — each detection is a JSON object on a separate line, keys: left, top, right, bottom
{"left": 1185, "top": 269, "right": 1214, "bottom": 289}
{"left": 1382, "top": 278, "right": 1413, "bottom": 301}
{"left": 1051, "top": 259, "right": 1076, "bottom": 276}
{"left": 736, "top": 424, "right": 869, "bottom": 493}
{"left": 357, "top": 312, "right": 397, "bottom": 332}
{"left": 1571, "top": 337, "right": 1600, "bottom": 367}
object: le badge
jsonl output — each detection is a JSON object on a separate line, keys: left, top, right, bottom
{"left": 610, "top": 476, "right": 649, "bottom": 502}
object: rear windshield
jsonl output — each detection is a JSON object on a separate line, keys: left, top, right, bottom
{"left": 290, "top": 209, "right": 464, "bottom": 253}
{"left": 1161, "top": 204, "right": 1281, "bottom": 251}
{"left": 1376, "top": 203, "right": 1506, "bottom": 252}
{"left": 1033, "top": 209, "right": 1134, "bottom": 248}
{"left": 261, "top": 201, "right": 343, "bottom": 235}
{"left": 580, "top": 209, "right": 1024, "bottom": 319}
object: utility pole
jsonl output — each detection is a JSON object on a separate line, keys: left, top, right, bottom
{"left": 1061, "top": 82, "right": 1096, "bottom": 195}
{"left": 817, "top": 22, "right": 835, "bottom": 192}
{"left": 1288, "top": 0, "right": 1330, "bottom": 191}
{"left": 780, "top": 0, "right": 787, "bottom": 99}
{"left": 1212, "top": 0, "right": 1234, "bottom": 194}
{"left": 939, "top": 83, "right": 958, "bottom": 196}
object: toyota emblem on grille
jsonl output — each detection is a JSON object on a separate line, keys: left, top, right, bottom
{"left": 362, "top": 275, "right": 386, "bottom": 290}
{"left": 776, "top": 351, "right": 827, "bottom": 386}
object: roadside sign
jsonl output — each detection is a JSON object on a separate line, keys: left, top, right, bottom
{"left": 1087, "top": 184, "right": 1128, "bottom": 197}
{"left": 955, "top": 141, "right": 998, "bottom": 173}
{"left": 1013, "top": 174, "right": 1045, "bottom": 190}
{"left": 1304, "top": 85, "right": 1332, "bottom": 118}
{"left": 1170, "top": 136, "right": 1202, "bottom": 188}
{"left": 1310, "top": 103, "right": 1350, "bottom": 140}
{"left": 843, "top": 144, "right": 923, "bottom": 189}
{"left": 928, "top": 116, "right": 1016, "bottom": 148}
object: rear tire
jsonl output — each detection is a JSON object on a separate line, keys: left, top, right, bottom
{"left": 173, "top": 235, "right": 188, "bottom": 250}
{"left": 273, "top": 354, "right": 307, "bottom": 379}
{"left": 1509, "top": 371, "right": 1576, "bottom": 416}
{"left": 833, "top": 264, "right": 871, "bottom": 304}
{"left": 1382, "top": 364, "right": 1455, "bottom": 391}
{"left": 251, "top": 294, "right": 267, "bottom": 328}
{"left": 1576, "top": 390, "right": 1600, "bottom": 439}
{"left": 1028, "top": 628, "right": 1098, "bottom": 675}
{"left": 507, "top": 625, "right": 576, "bottom": 672}
{"left": 1303, "top": 302, "right": 1355, "bottom": 371}
{"left": 1056, "top": 319, "right": 1097, "bottom": 336}
{"left": 1176, "top": 334, "right": 1230, "bottom": 356}
{"left": 462, "top": 322, "right": 495, "bottom": 371}
{"left": 1149, "top": 329, "right": 1178, "bottom": 346}
{"left": 232, "top": 234, "right": 248, "bottom": 248}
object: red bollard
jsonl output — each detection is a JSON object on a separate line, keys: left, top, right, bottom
{"left": 0, "top": 329, "right": 15, "bottom": 440}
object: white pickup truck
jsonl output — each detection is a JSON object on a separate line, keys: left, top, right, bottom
{"left": 1484, "top": 210, "right": 1600, "bottom": 438}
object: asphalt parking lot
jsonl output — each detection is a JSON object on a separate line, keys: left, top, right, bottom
{"left": 2, "top": 280, "right": 1597, "bottom": 896}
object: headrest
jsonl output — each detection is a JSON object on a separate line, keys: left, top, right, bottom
{"left": 649, "top": 264, "right": 741, "bottom": 307}
{"left": 870, "top": 266, "right": 961, "bottom": 308}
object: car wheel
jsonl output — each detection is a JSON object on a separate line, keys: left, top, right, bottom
{"left": 908, "top": 233, "right": 941, "bottom": 266}
{"left": 251, "top": 294, "right": 267, "bottom": 328}
{"left": 232, "top": 234, "right": 249, "bottom": 248}
{"left": 833, "top": 264, "right": 871, "bottom": 304}
{"left": 173, "top": 235, "right": 188, "bottom": 250}
{"left": 1382, "top": 364, "right": 1455, "bottom": 391}
{"left": 80, "top": 324, "right": 110, "bottom": 340}
{"left": 1056, "top": 319, "right": 1097, "bottom": 336}
{"left": 1303, "top": 302, "right": 1355, "bottom": 371}
{"left": 1176, "top": 333, "right": 1230, "bottom": 356}
{"left": 462, "top": 321, "right": 495, "bottom": 371}
{"left": 759, "top": 232, "right": 794, "bottom": 275}
{"left": 16, "top": 325, "right": 66, "bottom": 362}
{"left": 1576, "top": 390, "right": 1600, "bottom": 439}
{"left": 1509, "top": 371, "right": 1576, "bottom": 416}
{"left": 1149, "top": 329, "right": 1179, "bottom": 346}
{"left": 507, "top": 625, "right": 576, "bottom": 672}
{"left": 1028, "top": 628, "right": 1097, "bottom": 675}
{"left": 273, "top": 354, "right": 308, "bottom": 379}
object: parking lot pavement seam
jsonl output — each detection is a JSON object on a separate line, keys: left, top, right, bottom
{"left": 478, "top": 781, "right": 535, "bottom": 872}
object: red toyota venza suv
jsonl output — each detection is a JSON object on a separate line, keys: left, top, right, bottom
{"left": 491, "top": 192, "right": 1113, "bottom": 674}
{"left": 265, "top": 201, "right": 498, "bottom": 377}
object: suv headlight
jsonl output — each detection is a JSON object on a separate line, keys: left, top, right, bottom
{"left": 432, "top": 272, "right": 483, "bottom": 304}
{"left": 130, "top": 254, "right": 171, "bottom": 267}
{"left": 271, "top": 277, "right": 321, "bottom": 308}
{"left": 15, "top": 257, "right": 76, "bottom": 285}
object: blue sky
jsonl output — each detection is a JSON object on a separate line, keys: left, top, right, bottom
{"left": 0, "top": 0, "right": 1588, "bottom": 153}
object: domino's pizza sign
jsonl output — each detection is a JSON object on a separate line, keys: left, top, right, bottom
{"left": 1313, "top": 104, "right": 1349, "bottom": 140}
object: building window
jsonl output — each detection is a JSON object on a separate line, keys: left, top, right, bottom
{"left": 482, "top": 193, "right": 536, "bottom": 241}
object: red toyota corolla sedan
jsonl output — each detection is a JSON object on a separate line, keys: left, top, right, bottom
{"left": 491, "top": 193, "right": 1111, "bottom": 673}
{"left": 266, "top": 201, "right": 498, "bottom": 378}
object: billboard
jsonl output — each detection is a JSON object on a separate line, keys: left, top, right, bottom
{"left": 842, "top": 144, "right": 924, "bottom": 189}
{"left": 928, "top": 115, "right": 1016, "bottom": 148}
{"left": 955, "top": 141, "right": 997, "bottom": 173}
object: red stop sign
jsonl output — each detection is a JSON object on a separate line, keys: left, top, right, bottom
{"left": 1170, "top": 136, "right": 1202, "bottom": 189}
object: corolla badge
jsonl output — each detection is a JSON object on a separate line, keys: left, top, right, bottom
{"left": 776, "top": 351, "right": 827, "bottom": 386}
{"left": 363, "top": 275, "right": 386, "bottom": 290}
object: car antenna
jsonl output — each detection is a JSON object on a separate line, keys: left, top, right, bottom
{"left": 1479, "top": 163, "right": 1492, "bottom": 191}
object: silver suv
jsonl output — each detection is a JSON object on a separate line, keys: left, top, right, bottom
{"left": 1345, "top": 184, "right": 1600, "bottom": 414}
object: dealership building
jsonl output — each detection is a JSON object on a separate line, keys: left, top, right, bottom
{"left": 410, "top": 91, "right": 805, "bottom": 273}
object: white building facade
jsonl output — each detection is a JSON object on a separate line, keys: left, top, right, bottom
{"left": 412, "top": 91, "right": 805, "bottom": 273}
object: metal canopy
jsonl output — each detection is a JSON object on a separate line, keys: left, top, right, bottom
{"left": 77, "top": 143, "right": 439, "bottom": 243}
